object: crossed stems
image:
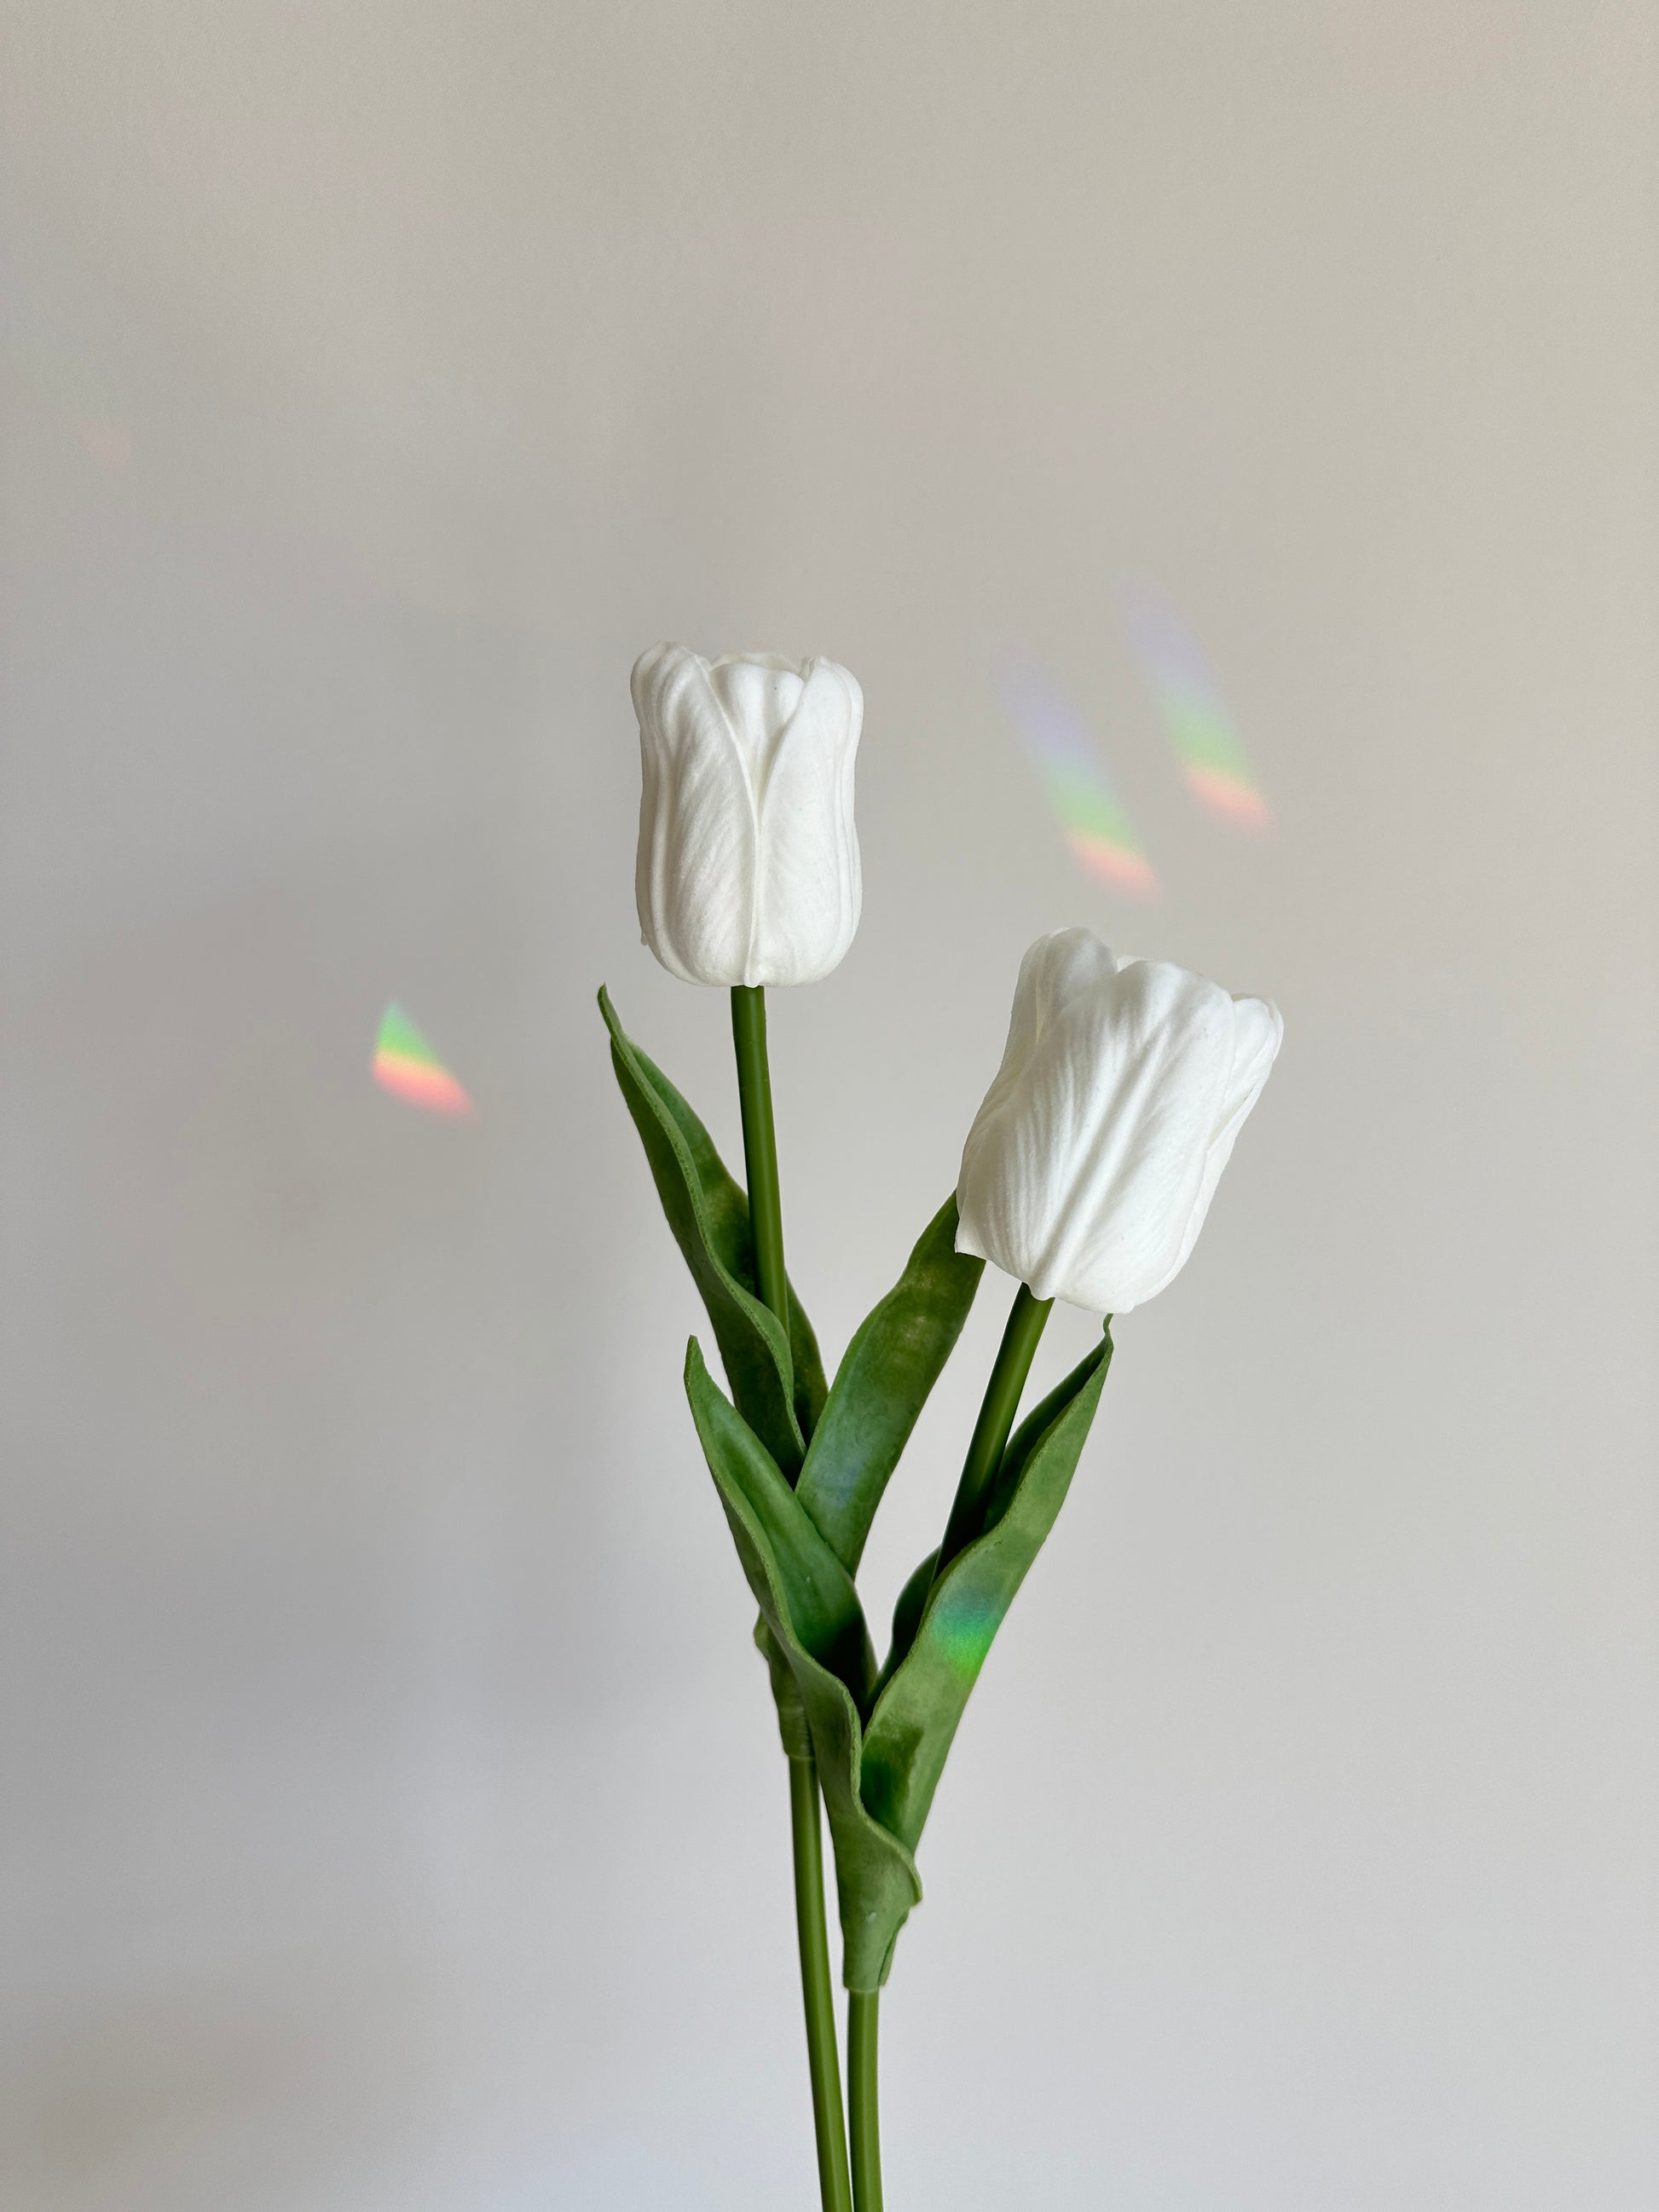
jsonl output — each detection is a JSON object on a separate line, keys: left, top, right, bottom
{"left": 729, "top": 985, "right": 1051, "bottom": 2212}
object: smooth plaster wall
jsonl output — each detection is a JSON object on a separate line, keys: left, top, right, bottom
{"left": 3, "top": 5, "right": 1656, "bottom": 2208}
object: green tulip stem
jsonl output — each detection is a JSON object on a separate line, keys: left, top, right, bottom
{"left": 731, "top": 985, "right": 852, "bottom": 2212}
{"left": 790, "top": 1756, "right": 854, "bottom": 2212}
{"left": 730, "top": 985, "right": 789, "bottom": 1326}
{"left": 936, "top": 1280, "right": 1055, "bottom": 1577}
{"left": 847, "top": 1991, "right": 883, "bottom": 2212}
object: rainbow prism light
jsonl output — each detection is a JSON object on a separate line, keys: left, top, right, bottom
{"left": 373, "top": 1003, "right": 474, "bottom": 1117}
{"left": 1125, "top": 593, "right": 1270, "bottom": 829}
{"left": 998, "top": 661, "right": 1159, "bottom": 897}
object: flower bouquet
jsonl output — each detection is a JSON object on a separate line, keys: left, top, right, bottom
{"left": 601, "top": 644, "right": 1281, "bottom": 2208}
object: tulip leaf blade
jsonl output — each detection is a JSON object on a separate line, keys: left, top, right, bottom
{"left": 859, "top": 1325, "right": 1114, "bottom": 1857}
{"left": 684, "top": 1340, "right": 876, "bottom": 1707}
{"left": 599, "top": 986, "right": 825, "bottom": 1470}
{"left": 796, "top": 1197, "right": 985, "bottom": 1571}
{"left": 754, "top": 1614, "right": 813, "bottom": 1761}
{"left": 684, "top": 1343, "right": 921, "bottom": 1990}
{"left": 872, "top": 1547, "right": 939, "bottom": 1705}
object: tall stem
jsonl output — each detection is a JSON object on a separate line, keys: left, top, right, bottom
{"left": 934, "top": 1281, "right": 1054, "bottom": 1580}
{"left": 847, "top": 1992, "right": 883, "bottom": 2212}
{"left": 731, "top": 985, "right": 852, "bottom": 2212}
{"left": 790, "top": 1757, "right": 854, "bottom": 2212}
{"left": 845, "top": 1285, "right": 1050, "bottom": 2195}
{"left": 731, "top": 985, "right": 788, "bottom": 1323}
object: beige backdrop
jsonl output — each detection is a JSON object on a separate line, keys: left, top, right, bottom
{"left": 4, "top": 5, "right": 1657, "bottom": 2208}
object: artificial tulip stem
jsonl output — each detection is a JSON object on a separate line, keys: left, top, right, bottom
{"left": 731, "top": 986, "right": 853, "bottom": 2212}
{"left": 847, "top": 1991, "right": 883, "bottom": 2212}
{"left": 936, "top": 1281, "right": 1055, "bottom": 1577}
{"left": 790, "top": 1756, "right": 855, "bottom": 2212}
{"left": 731, "top": 985, "right": 789, "bottom": 1326}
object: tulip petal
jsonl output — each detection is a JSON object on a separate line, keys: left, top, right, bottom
{"left": 1034, "top": 960, "right": 1234, "bottom": 1310}
{"left": 632, "top": 643, "right": 759, "bottom": 985}
{"left": 1139, "top": 992, "right": 1283, "bottom": 1301}
{"left": 956, "top": 929, "right": 1274, "bottom": 1314}
{"left": 632, "top": 644, "right": 864, "bottom": 988}
{"left": 708, "top": 653, "right": 806, "bottom": 783}
{"left": 962, "top": 928, "right": 1119, "bottom": 1141}
{"left": 750, "top": 656, "right": 864, "bottom": 986}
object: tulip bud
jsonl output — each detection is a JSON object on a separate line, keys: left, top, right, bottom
{"left": 955, "top": 928, "right": 1282, "bottom": 1314}
{"left": 631, "top": 643, "right": 864, "bottom": 988}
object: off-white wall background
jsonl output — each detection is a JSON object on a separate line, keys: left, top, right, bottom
{"left": 4, "top": 6, "right": 1657, "bottom": 2208}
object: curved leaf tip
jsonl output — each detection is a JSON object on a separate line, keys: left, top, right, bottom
{"left": 599, "top": 985, "right": 809, "bottom": 1472}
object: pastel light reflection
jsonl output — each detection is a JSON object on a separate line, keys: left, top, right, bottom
{"left": 998, "top": 661, "right": 1159, "bottom": 897}
{"left": 373, "top": 1002, "right": 474, "bottom": 1117}
{"left": 929, "top": 1586, "right": 1001, "bottom": 1688}
{"left": 1125, "top": 593, "right": 1271, "bottom": 829}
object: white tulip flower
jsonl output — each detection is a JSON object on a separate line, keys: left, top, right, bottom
{"left": 955, "top": 928, "right": 1282, "bottom": 1314}
{"left": 631, "top": 643, "right": 864, "bottom": 988}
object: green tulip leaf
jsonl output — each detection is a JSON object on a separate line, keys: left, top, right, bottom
{"left": 599, "top": 986, "right": 827, "bottom": 1472}
{"left": 686, "top": 1329, "right": 1113, "bottom": 1992}
{"left": 684, "top": 1339, "right": 876, "bottom": 1707}
{"left": 859, "top": 1325, "right": 1114, "bottom": 1868}
{"left": 685, "top": 1342, "right": 922, "bottom": 1988}
{"left": 795, "top": 1197, "right": 984, "bottom": 1573}
{"left": 871, "top": 1548, "right": 939, "bottom": 1705}
{"left": 754, "top": 1615, "right": 814, "bottom": 1763}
